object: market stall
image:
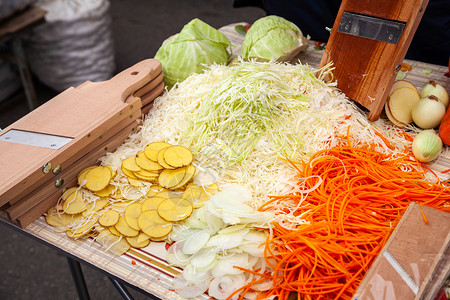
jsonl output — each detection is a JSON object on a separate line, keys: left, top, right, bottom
{"left": 0, "top": 15, "right": 449, "bottom": 300}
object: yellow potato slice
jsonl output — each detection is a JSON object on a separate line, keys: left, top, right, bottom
{"left": 98, "top": 210, "right": 120, "bottom": 227}
{"left": 109, "top": 225, "right": 121, "bottom": 236}
{"left": 122, "top": 156, "right": 141, "bottom": 172}
{"left": 163, "top": 145, "right": 193, "bottom": 168}
{"left": 82, "top": 198, "right": 109, "bottom": 217}
{"left": 144, "top": 142, "right": 172, "bottom": 162}
{"left": 158, "top": 167, "right": 186, "bottom": 189}
{"left": 115, "top": 215, "right": 139, "bottom": 237}
{"left": 77, "top": 166, "right": 96, "bottom": 186}
{"left": 106, "top": 165, "right": 116, "bottom": 178}
{"left": 138, "top": 210, "right": 173, "bottom": 238}
{"left": 133, "top": 173, "right": 158, "bottom": 182}
{"left": 126, "top": 235, "right": 150, "bottom": 248}
{"left": 136, "top": 232, "right": 150, "bottom": 244}
{"left": 142, "top": 196, "right": 166, "bottom": 211}
{"left": 388, "top": 87, "right": 420, "bottom": 124}
{"left": 155, "top": 189, "right": 180, "bottom": 199}
{"left": 63, "top": 191, "right": 87, "bottom": 214}
{"left": 156, "top": 147, "right": 175, "bottom": 169}
{"left": 146, "top": 185, "right": 164, "bottom": 197}
{"left": 122, "top": 166, "right": 138, "bottom": 179}
{"left": 124, "top": 203, "right": 142, "bottom": 231}
{"left": 96, "top": 230, "right": 130, "bottom": 256}
{"left": 62, "top": 187, "right": 78, "bottom": 201}
{"left": 128, "top": 178, "right": 144, "bottom": 187}
{"left": 182, "top": 184, "right": 210, "bottom": 208}
{"left": 66, "top": 216, "right": 98, "bottom": 239}
{"left": 135, "top": 151, "right": 163, "bottom": 171}
{"left": 45, "top": 207, "right": 81, "bottom": 227}
{"left": 84, "top": 166, "right": 112, "bottom": 192}
{"left": 150, "top": 234, "right": 169, "bottom": 242}
{"left": 95, "top": 184, "right": 115, "bottom": 197}
{"left": 171, "top": 164, "right": 196, "bottom": 190}
{"left": 110, "top": 189, "right": 123, "bottom": 200}
{"left": 157, "top": 197, "right": 193, "bottom": 222}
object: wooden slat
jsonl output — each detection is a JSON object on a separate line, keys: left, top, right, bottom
{"left": 0, "top": 59, "right": 162, "bottom": 207}
{"left": 14, "top": 121, "right": 139, "bottom": 228}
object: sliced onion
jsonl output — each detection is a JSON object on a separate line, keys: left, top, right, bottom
{"left": 218, "top": 224, "right": 247, "bottom": 235}
{"left": 190, "top": 247, "right": 218, "bottom": 270}
{"left": 211, "top": 253, "right": 249, "bottom": 277}
{"left": 184, "top": 206, "right": 208, "bottom": 229}
{"left": 169, "top": 225, "right": 199, "bottom": 242}
{"left": 173, "top": 274, "right": 209, "bottom": 298}
{"left": 182, "top": 264, "right": 212, "bottom": 284}
{"left": 208, "top": 274, "right": 246, "bottom": 300}
{"left": 165, "top": 241, "right": 191, "bottom": 267}
{"left": 183, "top": 230, "right": 211, "bottom": 255}
{"left": 238, "top": 242, "right": 265, "bottom": 257}
{"left": 206, "top": 231, "right": 244, "bottom": 250}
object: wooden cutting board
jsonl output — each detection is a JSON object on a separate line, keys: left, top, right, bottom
{"left": 319, "top": 0, "right": 429, "bottom": 121}
{"left": 0, "top": 59, "right": 162, "bottom": 208}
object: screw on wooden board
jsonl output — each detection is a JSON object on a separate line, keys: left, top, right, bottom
{"left": 42, "top": 163, "right": 52, "bottom": 174}
{"left": 55, "top": 177, "right": 64, "bottom": 188}
{"left": 394, "top": 64, "right": 401, "bottom": 74}
{"left": 52, "top": 165, "right": 61, "bottom": 175}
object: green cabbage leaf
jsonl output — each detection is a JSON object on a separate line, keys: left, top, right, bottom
{"left": 155, "top": 18, "right": 231, "bottom": 89}
{"left": 241, "top": 15, "right": 308, "bottom": 62}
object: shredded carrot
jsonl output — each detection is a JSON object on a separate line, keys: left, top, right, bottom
{"left": 420, "top": 204, "right": 429, "bottom": 224}
{"left": 238, "top": 142, "right": 450, "bottom": 300}
{"left": 442, "top": 168, "right": 450, "bottom": 174}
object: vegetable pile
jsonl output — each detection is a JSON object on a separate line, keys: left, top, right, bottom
{"left": 45, "top": 43, "right": 450, "bottom": 299}
{"left": 243, "top": 134, "right": 450, "bottom": 299}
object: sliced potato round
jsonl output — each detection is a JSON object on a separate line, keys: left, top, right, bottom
{"left": 77, "top": 166, "right": 96, "bottom": 186}
{"left": 154, "top": 189, "right": 179, "bottom": 199}
{"left": 171, "top": 164, "right": 196, "bottom": 189}
{"left": 157, "top": 147, "right": 175, "bottom": 169}
{"left": 122, "top": 156, "right": 141, "bottom": 172}
{"left": 136, "top": 232, "right": 150, "bottom": 244}
{"left": 96, "top": 230, "right": 130, "bottom": 256}
{"left": 95, "top": 184, "right": 115, "bottom": 197}
{"left": 128, "top": 178, "right": 144, "bottom": 187}
{"left": 141, "top": 196, "right": 166, "bottom": 211}
{"left": 158, "top": 167, "right": 187, "bottom": 189}
{"left": 163, "top": 145, "right": 193, "bottom": 168}
{"left": 84, "top": 166, "right": 112, "bottom": 192}
{"left": 63, "top": 191, "right": 87, "bottom": 214}
{"left": 204, "top": 182, "right": 219, "bottom": 195}
{"left": 66, "top": 216, "right": 98, "bottom": 239}
{"left": 157, "top": 197, "right": 193, "bottom": 221}
{"left": 109, "top": 225, "right": 121, "bottom": 236}
{"left": 144, "top": 142, "right": 172, "bottom": 162}
{"left": 385, "top": 101, "right": 407, "bottom": 127}
{"left": 115, "top": 215, "right": 139, "bottom": 237}
{"left": 146, "top": 185, "right": 164, "bottom": 197}
{"left": 121, "top": 166, "right": 138, "bottom": 179}
{"left": 138, "top": 210, "right": 173, "bottom": 238}
{"left": 82, "top": 198, "right": 109, "bottom": 217}
{"left": 136, "top": 151, "right": 163, "bottom": 171}
{"left": 62, "top": 187, "right": 78, "bottom": 201}
{"left": 46, "top": 207, "right": 81, "bottom": 227}
{"left": 98, "top": 210, "right": 120, "bottom": 227}
{"left": 124, "top": 203, "right": 142, "bottom": 231}
{"left": 126, "top": 235, "right": 151, "bottom": 249}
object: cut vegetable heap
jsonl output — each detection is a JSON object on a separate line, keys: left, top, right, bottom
{"left": 243, "top": 140, "right": 450, "bottom": 300}
{"left": 45, "top": 142, "right": 220, "bottom": 255}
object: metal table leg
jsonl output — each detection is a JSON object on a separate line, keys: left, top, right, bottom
{"left": 67, "top": 257, "right": 91, "bottom": 300}
{"left": 10, "top": 37, "right": 38, "bottom": 110}
{"left": 110, "top": 277, "right": 135, "bottom": 300}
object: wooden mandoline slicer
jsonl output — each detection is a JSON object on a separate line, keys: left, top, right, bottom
{"left": 319, "top": 0, "right": 429, "bottom": 121}
{"left": 0, "top": 59, "right": 165, "bottom": 228}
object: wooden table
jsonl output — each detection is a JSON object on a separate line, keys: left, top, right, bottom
{"left": 0, "top": 23, "right": 449, "bottom": 300}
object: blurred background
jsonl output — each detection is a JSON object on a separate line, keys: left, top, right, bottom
{"left": 0, "top": 1, "right": 264, "bottom": 299}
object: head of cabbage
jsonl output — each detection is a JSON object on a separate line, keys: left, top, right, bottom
{"left": 241, "top": 15, "right": 308, "bottom": 62}
{"left": 155, "top": 18, "right": 232, "bottom": 89}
